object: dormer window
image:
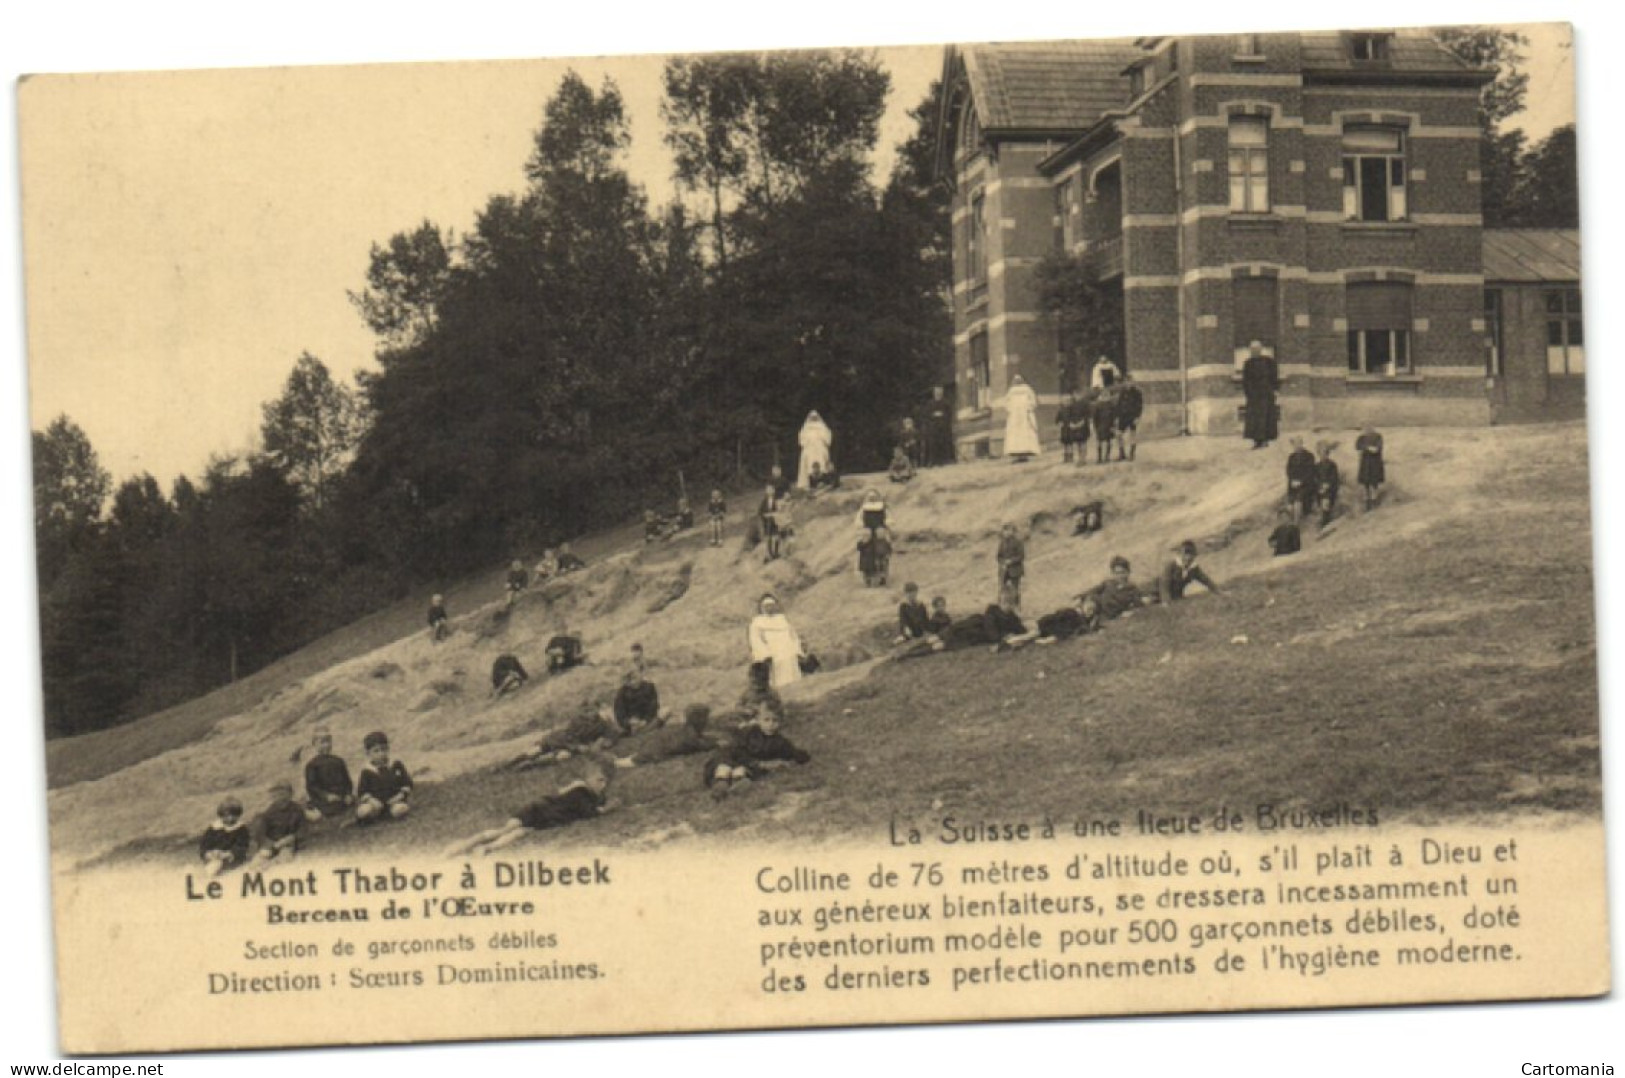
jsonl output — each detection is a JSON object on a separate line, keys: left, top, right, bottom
{"left": 1127, "top": 63, "right": 1146, "bottom": 98}
{"left": 1349, "top": 33, "right": 1392, "bottom": 63}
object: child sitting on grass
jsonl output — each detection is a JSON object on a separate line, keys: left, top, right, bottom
{"left": 254, "top": 781, "right": 307, "bottom": 862}
{"left": 355, "top": 731, "right": 413, "bottom": 823}
{"left": 491, "top": 653, "right": 530, "bottom": 697}
{"left": 198, "top": 796, "right": 250, "bottom": 877}
{"left": 703, "top": 709, "right": 811, "bottom": 794}
{"left": 444, "top": 758, "right": 614, "bottom": 857}
{"left": 302, "top": 729, "right": 353, "bottom": 821}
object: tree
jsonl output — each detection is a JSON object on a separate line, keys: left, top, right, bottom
{"left": 659, "top": 50, "right": 890, "bottom": 249}
{"left": 349, "top": 221, "right": 453, "bottom": 356}
{"left": 662, "top": 58, "right": 755, "bottom": 266}
{"left": 260, "top": 352, "right": 368, "bottom": 511}
{"left": 32, "top": 414, "right": 111, "bottom": 588}
{"left": 1513, "top": 124, "right": 1579, "bottom": 228}
{"left": 1433, "top": 27, "right": 1531, "bottom": 228}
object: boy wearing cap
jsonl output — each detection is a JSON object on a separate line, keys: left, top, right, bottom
{"left": 199, "top": 797, "right": 251, "bottom": 876}
{"left": 356, "top": 732, "right": 413, "bottom": 823}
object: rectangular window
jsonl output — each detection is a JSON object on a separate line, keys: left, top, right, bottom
{"left": 1342, "top": 127, "right": 1406, "bottom": 222}
{"left": 1228, "top": 116, "right": 1270, "bottom": 213}
{"left": 1346, "top": 281, "right": 1413, "bottom": 376}
{"left": 1236, "top": 33, "right": 1263, "bottom": 57}
{"left": 1484, "top": 289, "right": 1503, "bottom": 377}
{"left": 1546, "top": 289, "right": 1584, "bottom": 375}
{"left": 968, "top": 193, "right": 987, "bottom": 284}
{"left": 1128, "top": 66, "right": 1146, "bottom": 98}
{"left": 971, "top": 332, "right": 991, "bottom": 410}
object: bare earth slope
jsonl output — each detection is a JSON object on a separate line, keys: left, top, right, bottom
{"left": 48, "top": 425, "right": 1601, "bottom": 867}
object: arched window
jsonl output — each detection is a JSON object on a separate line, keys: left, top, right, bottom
{"left": 959, "top": 103, "right": 981, "bottom": 157}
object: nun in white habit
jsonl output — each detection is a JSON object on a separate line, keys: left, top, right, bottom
{"left": 748, "top": 594, "right": 806, "bottom": 689}
{"left": 1002, "top": 375, "right": 1041, "bottom": 460}
{"left": 795, "top": 411, "right": 834, "bottom": 489}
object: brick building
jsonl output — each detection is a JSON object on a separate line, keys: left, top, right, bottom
{"left": 935, "top": 31, "right": 1568, "bottom": 456}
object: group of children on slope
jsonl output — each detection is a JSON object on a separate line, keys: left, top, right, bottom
{"left": 1268, "top": 425, "right": 1387, "bottom": 557}
{"left": 889, "top": 537, "right": 1221, "bottom": 663}
{"left": 1056, "top": 377, "right": 1146, "bottom": 466}
{"left": 198, "top": 729, "right": 413, "bottom": 876}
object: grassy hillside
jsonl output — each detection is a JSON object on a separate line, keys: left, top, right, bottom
{"left": 50, "top": 424, "right": 1602, "bottom": 868}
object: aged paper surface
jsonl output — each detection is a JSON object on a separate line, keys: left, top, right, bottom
{"left": 7, "top": 2, "right": 1623, "bottom": 1072}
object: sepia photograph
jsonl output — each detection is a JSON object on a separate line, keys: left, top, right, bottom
{"left": 4, "top": 0, "right": 1621, "bottom": 1072}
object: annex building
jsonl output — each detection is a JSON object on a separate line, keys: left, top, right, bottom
{"left": 937, "top": 31, "right": 1584, "bottom": 455}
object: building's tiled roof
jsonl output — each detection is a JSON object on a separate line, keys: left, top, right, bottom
{"left": 962, "top": 41, "right": 1141, "bottom": 132}
{"left": 1300, "top": 29, "right": 1480, "bottom": 72}
{"left": 1482, "top": 229, "right": 1582, "bottom": 283}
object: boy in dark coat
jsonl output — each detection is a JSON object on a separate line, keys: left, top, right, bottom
{"left": 199, "top": 796, "right": 250, "bottom": 877}
{"left": 612, "top": 669, "right": 662, "bottom": 732}
{"left": 546, "top": 633, "right": 586, "bottom": 675}
{"left": 704, "top": 711, "right": 811, "bottom": 791}
{"left": 1315, "top": 441, "right": 1342, "bottom": 527}
{"left": 618, "top": 705, "right": 718, "bottom": 768}
{"left": 505, "top": 560, "right": 529, "bottom": 606}
{"left": 491, "top": 653, "right": 529, "bottom": 697}
{"left": 1115, "top": 375, "right": 1143, "bottom": 461}
{"left": 302, "top": 729, "right": 353, "bottom": 820}
{"left": 1285, "top": 437, "right": 1318, "bottom": 521}
{"left": 513, "top": 703, "right": 621, "bottom": 769}
{"left": 254, "top": 782, "right": 307, "bottom": 862}
{"left": 1090, "top": 390, "right": 1118, "bottom": 464}
{"left": 1159, "top": 541, "right": 1222, "bottom": 603}
{"left": 1003, "top": 594, "right": 1104, "bottom": 649}
{"left": 895, "top": 582, "right": 930, "bottom": 643}
{"left": 555, "top": 543, "right": 586, "bottom": 573}
{"left": 355, "top": 731, "right": 413, "bottom": 823}
{"left": 707, "top": 489, "right": 727, "bottom": 547}
{"left": 1087, "top": 556, "right": 1154, "bottom": 620}
{"left": 1057, "top": 392, "right": 1088, "bottom": 464}
{"left": 445, "top": 758, "right": 613, "bottom": 857}
{"left": 1268, "top": 510, "right": 1302, "bottom": 557}
{"left": 427, "top": 594, "right": 449, "bottom": 642}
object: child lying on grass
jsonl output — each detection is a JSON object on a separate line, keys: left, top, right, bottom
{"left": 444, "top": 758, "right": 614, "bottom": 858}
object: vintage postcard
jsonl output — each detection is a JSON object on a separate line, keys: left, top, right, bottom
{"left": 12, "top": 10, "right": 1615, "bottom": 1063}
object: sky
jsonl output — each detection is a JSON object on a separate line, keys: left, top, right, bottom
{"left": 17, "top": 20, "right": 1571, "bottom": 489}
{"left": 3, "top": 1, "right": 1622, "bottom": 1073}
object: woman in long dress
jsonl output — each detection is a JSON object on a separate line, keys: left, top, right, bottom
{"left": 748, "top": 594, "right": 805, "bottom": 689}
{"left": 1002, "top": 376, "right": 1041, "bottom": 461}
{"left": 795, "top": 411, "right": 834, "bottom": 489}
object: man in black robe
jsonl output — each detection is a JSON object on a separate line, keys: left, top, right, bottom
{"left": 1241, "top": 341, "right": 1280, "bottom": 448}
{"left": 923, "top": 385, "right": 954, "bottom": 467}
